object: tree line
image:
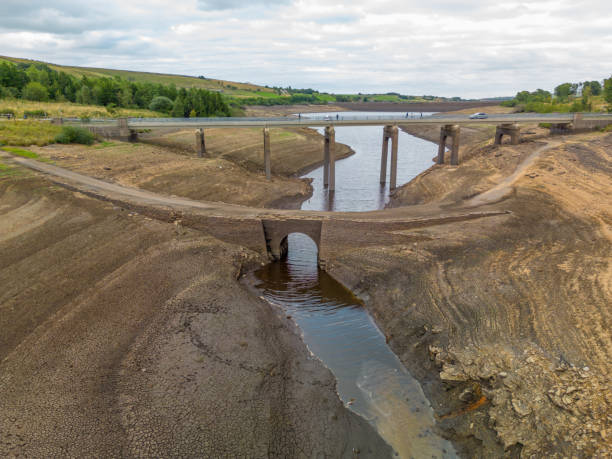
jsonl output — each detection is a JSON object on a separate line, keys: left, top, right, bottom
{"left": 0, "top": 61, "right": 230, "bottom": 117}
{"left": 502, "top": 78, "right": 612, "bottom": 113}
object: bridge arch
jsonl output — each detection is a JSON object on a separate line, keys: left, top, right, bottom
{"left": 261, "top": 219, "right": 322, "bottom": 261}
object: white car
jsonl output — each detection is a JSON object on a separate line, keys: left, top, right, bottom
{"left": 469, "top": 112, "right": 488, "bottom": 119}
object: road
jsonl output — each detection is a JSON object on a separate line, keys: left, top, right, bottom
{"left": 63, "top": 112, "right": 612, "bottom": 129}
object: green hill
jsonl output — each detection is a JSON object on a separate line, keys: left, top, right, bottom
{"left": 0, "top": 55, "right": 276, "bottom": 99}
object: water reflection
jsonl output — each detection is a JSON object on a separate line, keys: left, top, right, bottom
{"left": 301, "top": 112, "right": 436, "bottom": 212}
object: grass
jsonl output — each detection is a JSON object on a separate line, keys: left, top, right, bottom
{"left": 0, "top": 99, "right": 162, "bottom": 119}
{"left": 0, "top": 160, "right": 24, "bottom": 177}
{"left": 95, "top": 141, "right": 117, "bottom": 149}
{"left": 0, "top": 121, "right": 63, "bottom": 146}
{"left": 2, "top": 146, "right": 42, "bottom": 159}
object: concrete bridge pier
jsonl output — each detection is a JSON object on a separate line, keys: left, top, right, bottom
{"left": 379, "top": 125, "right": 399, "bottom": 189}
{"left": 437, "top": 125, "right": 460, "bottom": 165}
{"left": 324, "top": 126, "right": 336, "bottom": 191}
{"left": 195, "top": 128, "right": 206, "bottom": 157}
{"left": 118, "top": 117, "right": 138, "bottom": 142}
{"left": 379, "top": 125, "right": 391, "bottom": 184}
{"left": 389, "top": 125, "right": 399, "bottom": 190}
{"left": 263, "top": 128, "right": 271, "bottom": 179}
{"left": 495, "top": 123, "right": 520, "bottom": 145}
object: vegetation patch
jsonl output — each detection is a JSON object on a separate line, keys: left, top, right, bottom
{"left": 502, "top": 77, "right": 612, "bottom": 113}
{"left": 95, "top": 141, "right": 117, "bottom": 149}
{"left": 0, "top": 121, "right": 62, "bottom": 146}
{"left": 2, "top": 146, "right": 41, "bottom": 159}
{"left": 0, "top": 159, "right": 24, "bottom": 177}
{"left": 54, "top": 126, "right": 95, "bottom": 145}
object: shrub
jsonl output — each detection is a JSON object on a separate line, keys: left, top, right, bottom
{"left": 22, "top": 81, "right": 49, "bottom": 101}
{"left": 0, "top": 108, "right": 16, "bottom": 117}
{"left": 0, "top": 87, "right": 18, "bottom": 99}
{"left": 149, "top": 96, "right": 174, "bottom": 113}
{"left": 23, "top": 109, "right": 48, "bottom": 118}
{"left": 54, "top": 126, "right": 95, "bottom": 145}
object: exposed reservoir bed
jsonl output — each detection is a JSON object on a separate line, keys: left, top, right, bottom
{"left": 255, "top": 113, "right": 456, "bottom": 458}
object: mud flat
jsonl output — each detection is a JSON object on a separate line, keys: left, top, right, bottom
{"left": 321, "top": 127, "right": 612, "bottom": 456}
{"left": 0, "top": 159, "right": 392, "bottom": 455}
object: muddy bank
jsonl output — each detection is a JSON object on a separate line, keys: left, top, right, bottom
{"left": 139, "top": 125, "right": 354, "bottom": 178}
{"left": 0, "top": 166, "right": 392, "bottom": 456}
{"left": 322, "top": 132, "right": 612, "bottom": 456}
{"left": 28, "top": 141, "right": 315, "bottom": 209}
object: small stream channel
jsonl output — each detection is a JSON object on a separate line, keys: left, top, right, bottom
{"left": 254, "top": 113, "right": 457, "bottom": 458}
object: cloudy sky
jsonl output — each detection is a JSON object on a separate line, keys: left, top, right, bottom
{"left": 1, "top": 0, "right": 610, "bottom": 98}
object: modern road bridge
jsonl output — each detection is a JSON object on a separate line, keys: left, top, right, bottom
{"left": 61, "top": 112, "right": 612, "bottom": 191}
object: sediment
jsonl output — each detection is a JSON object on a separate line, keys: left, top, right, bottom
{"left": 0, "top": 164, "right": 391, "bottom": 456}
{"left": 323, "top": 129, "right": 612, "bottom": 457}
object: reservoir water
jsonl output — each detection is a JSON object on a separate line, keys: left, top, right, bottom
{"left": 254, "top": 113, "right": 457, "bottom": 458}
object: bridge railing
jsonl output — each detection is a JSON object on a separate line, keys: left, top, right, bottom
{"left": 57, "top": 112, "right": 612, "bottom": 128}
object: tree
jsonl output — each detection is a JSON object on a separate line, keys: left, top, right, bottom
{"left": 149, "top": 96, "right": 174, "bottom": 113}
{"left": 603, "top": 76, "right": 612, "bottom": 100}
{"left": 554, "top": 83, "right": 577, "bottom": 100}
{"left": 171, "top": 96, "right": 186, "bottom": 117}
{"left": 22, "top": 81, "right": 49, "bottom": 101}
{"left": 583, "top": 80, "right": 602, "bottom": 96}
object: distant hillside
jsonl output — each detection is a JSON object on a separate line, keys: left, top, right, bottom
{"left": 0, "top": 56, "right": 276, "bottom": 99}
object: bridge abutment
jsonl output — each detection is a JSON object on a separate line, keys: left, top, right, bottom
{"left": 118, "top": 117, "right": 138, "bottom": 142}
{"left": 495, "top": 123, "right": 521, "bottom": 145}
{"left": 438, "top": 125, "right": 460, "bottom": 165}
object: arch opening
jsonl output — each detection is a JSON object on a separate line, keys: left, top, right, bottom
{"left": 279, "top": 232, "right": 319, "bottom": 263}
{"left": 261, "top": 219, "right": 322, "bottom": 262}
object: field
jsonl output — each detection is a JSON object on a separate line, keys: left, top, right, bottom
{"left": 0, "top": 99, "right": 162, "bottom": 119}
{"left": 0, "top": 121, "right": 62, "bottom": 146}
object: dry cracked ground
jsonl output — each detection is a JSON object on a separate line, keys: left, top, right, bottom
{"left": 0, "top": 127, "right": 389, "bottom": 457}
{"left": 1, "top": 117, "right": 611, "bottom": 457}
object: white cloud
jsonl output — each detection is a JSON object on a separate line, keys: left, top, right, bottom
{"left": 0, "top": 0, "right": 611, "bottom": 97}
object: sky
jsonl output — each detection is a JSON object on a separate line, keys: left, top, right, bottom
{"left": 0, "top": 0, "right": 611, "bottom": 98}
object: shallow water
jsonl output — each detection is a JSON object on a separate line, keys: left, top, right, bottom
{"left": 255, "top": 112, "right": 456, "bottom": 458}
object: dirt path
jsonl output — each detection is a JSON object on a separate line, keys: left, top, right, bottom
{"left": 466, "top": 140, "right": 561, "bottom": 206}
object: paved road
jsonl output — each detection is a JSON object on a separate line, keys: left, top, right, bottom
{"left": 65, "top": 113, "right": 612, "bottom": 129}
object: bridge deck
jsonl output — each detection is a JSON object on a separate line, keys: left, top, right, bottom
{"left": 65, "top": 113, "right": 612, "bottom": 129}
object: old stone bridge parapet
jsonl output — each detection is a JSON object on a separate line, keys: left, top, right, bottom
{"left": 261, "top": 219, "right": 322, "bottom": 261}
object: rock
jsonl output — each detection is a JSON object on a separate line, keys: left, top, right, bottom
{"left": 459, "top": 387, "right": 475, "bottom": 402}
{"left": 511, "top": 398, "right": 531, "bottom": 417}
{"left": 440, "top": 364, "right": 468, "bottom": 382}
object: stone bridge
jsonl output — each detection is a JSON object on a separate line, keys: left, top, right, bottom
{"left": 262, "top": 219, "right": 322, "bottom": 260}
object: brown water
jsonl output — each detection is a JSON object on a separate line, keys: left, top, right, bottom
{"left": 254, "top": 113, "right": 456, "bottom": 458}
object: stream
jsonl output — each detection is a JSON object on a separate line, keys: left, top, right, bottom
{"left": 254, "top": 112, "right": 457, "bottom": 458}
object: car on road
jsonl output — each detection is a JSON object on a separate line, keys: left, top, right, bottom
{"left": 469, "top": 112, "right": 488, "bottom": 119}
